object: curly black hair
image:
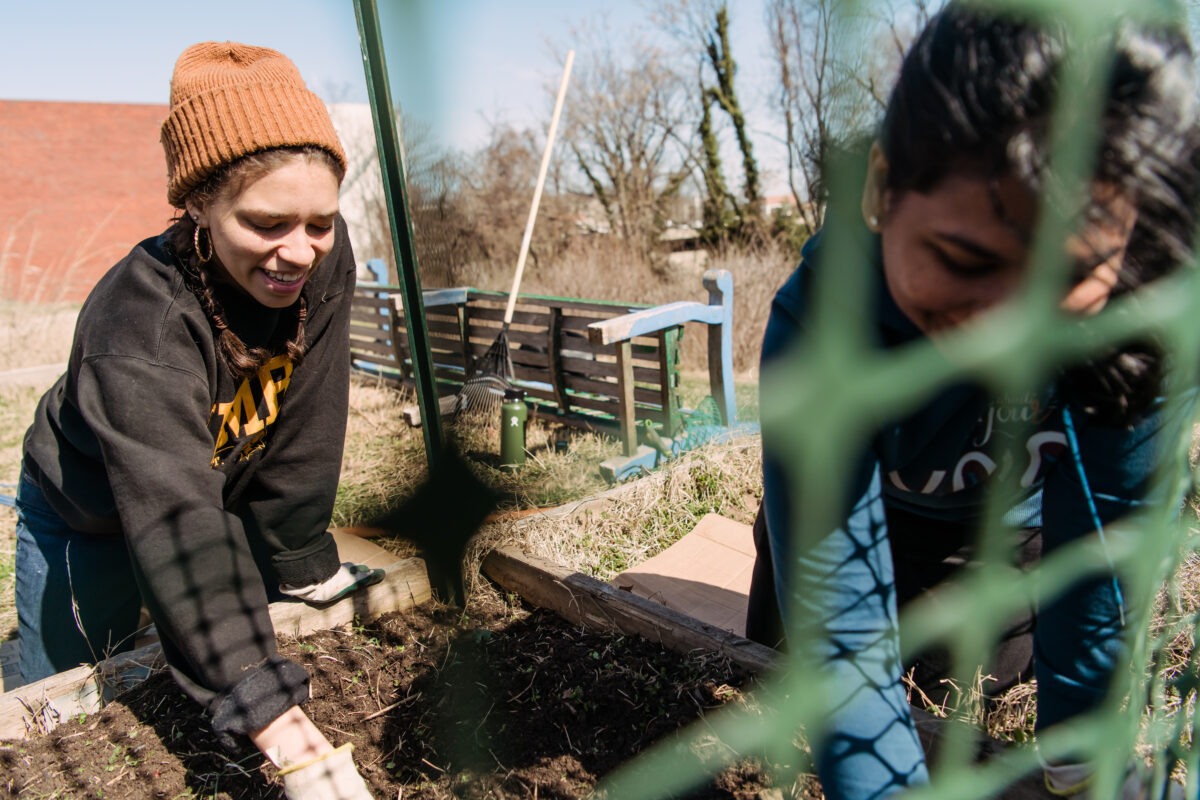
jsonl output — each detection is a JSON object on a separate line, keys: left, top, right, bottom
{"left": 880, "top": 3, "right": 1200, "bottom": 423}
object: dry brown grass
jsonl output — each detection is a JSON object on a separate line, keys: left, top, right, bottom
{"left": 0, "top": 301, "right": 77, "bottom": 372}
{"left": 335, "top": 375, "right": 633, "bottom": 529}
{"left": 465, "top": 432, "right": 763, "bottom": 589}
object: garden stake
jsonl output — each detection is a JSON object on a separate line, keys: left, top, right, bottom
{"left": 456, "top": 49, "right": 574, "bottom": 417}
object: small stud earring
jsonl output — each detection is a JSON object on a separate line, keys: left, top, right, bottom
{"left": 869, "top": 215, "right": 880, "bottom": 230}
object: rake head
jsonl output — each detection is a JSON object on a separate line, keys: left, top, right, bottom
{"left": 455, "top": 329, "right": 513, "bottom": 418}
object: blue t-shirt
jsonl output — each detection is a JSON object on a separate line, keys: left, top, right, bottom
{"left": 761, "top": 230, "right": 1179, "bottom": 577}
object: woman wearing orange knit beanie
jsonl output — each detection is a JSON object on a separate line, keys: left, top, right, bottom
{"left": 16, "top": 42, "right": 377, "bottom": 799}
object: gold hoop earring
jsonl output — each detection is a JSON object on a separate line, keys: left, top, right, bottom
{"left": 194, "top": 224, "right": 213, "bottom": 263}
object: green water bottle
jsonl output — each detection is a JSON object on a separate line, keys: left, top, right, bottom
{"left": 499, "top": 388, "right": 528, "bottom": 470}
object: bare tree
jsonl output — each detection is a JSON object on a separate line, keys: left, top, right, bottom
{"left": 702, "top": 5, "right": 763, "bottom": 223}
{"left": 768, "top": 0, "right": 857, "bottom": 233}
{"left": 562, "top": 27, "right": 694, "bottom": 268}
{"left": 767, "top": 0, "right": 942, "bottom": 232}
{"left": 855, "top": 0, "right": 939, "bottom": 109}
{"left": 455, "top": 121, "right": 578, "bottom": 283}
{"left": 657, "top": 0, "right": 764, "bottom": 240}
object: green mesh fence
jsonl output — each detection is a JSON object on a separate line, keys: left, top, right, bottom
{"left": 587, "top": 0, "right": 1200, "bottom": 798}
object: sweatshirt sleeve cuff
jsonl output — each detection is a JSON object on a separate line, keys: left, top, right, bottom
{"left": 208, "top": 655, "right": 311, "bottom": 751}
{"left": 271, "top": 530, "right": 340, "bottom": 586}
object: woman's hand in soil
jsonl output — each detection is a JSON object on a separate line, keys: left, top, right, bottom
{"left": 278, "top": 743, "right": 374, "bottom": 800}
{"left": 252, "top": 706, "right": 374, "bottom": 798}
{"left": 251, "top": 705, "right": 334, "bottom": 766}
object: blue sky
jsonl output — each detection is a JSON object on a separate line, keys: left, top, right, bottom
{"left": 0, "top": 1, "right": 778, "bottom": 160}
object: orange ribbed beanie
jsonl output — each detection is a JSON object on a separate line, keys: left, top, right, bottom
{"left": 161, "top": 41, "right": 347, "bottom": 208}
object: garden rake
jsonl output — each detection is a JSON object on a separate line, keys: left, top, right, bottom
{"left": 456, "top": 49, "right": 574, "bottom": 417}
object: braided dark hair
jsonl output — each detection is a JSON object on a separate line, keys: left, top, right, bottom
{"left": 880, "top": 3, "right": 1200, "bottom": 423}
{"left": 166, "top": 146, "right": 343, "bottom": 380}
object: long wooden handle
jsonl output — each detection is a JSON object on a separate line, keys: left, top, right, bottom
{"left": 503, "top": 49, "right": 575, "bottom": 325}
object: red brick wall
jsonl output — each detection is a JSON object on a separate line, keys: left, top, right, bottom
{"left": 0, "top": 100, "right": 175, "bottom": 303}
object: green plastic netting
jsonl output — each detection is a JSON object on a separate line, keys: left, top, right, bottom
{"left": 591, "top": 1, "right": 1200, "bottom": 798}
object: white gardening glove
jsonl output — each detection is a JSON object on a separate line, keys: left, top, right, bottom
{"left": 1044, "top": 760, "right": 1185, "bottom": 799}
{"left": 280, "top": 563, "right": 385, "bottom": 605}
{"left": 277, "top": 743, "right": 374, "bottom": 800}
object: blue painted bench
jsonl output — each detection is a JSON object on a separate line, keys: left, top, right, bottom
{"left": 349, "top": 263, "right": 739, "bottom": 479}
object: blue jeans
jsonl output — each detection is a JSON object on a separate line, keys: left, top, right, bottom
{"left": 15, "top": 470, "right": 143, "bottom": 682}
{"left": 770, "top": 467, "right": 1132, "bottom": 800}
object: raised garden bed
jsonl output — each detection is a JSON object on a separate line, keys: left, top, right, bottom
{"left": 0, "top": 546, "right": 1055, "bottom": 800}
{"left": 0, "top": 595, "right": 784, "bottom": 799}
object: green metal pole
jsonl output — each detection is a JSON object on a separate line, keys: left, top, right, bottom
{"left": 353, "top": 0, "right": 445, "bottom": 466}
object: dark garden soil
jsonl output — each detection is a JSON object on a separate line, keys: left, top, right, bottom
{"left": 0, "top": 594, "right": 821, "bottom": 799}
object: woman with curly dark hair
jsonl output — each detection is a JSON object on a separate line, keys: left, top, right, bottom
{"left": 749, "top": 4, "right": 1200, "bottom": 798}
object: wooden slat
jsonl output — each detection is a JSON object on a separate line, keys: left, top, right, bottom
{"left": 632, "top": 364, "right": 665, "bottom": 384}
{"left": 350, "top": 294, "right": 392, "bottom": 311}
{"left": 422, "top": 313, "right": 463, "bottom": 326}
{"left": 517, "top": 383, "right": 558, "bottom": 404}
{"left": 465, "top": 291, "right": 649, "bottom": 316}
{"left": 462, "top": 325, "right": 547, "bottom": 350}
{"left": 560, "top": 313, "right": 626, "bottom": 333}
{"left": 349, "top": 330, "right": 392, "bottom": 349}
{"left": 503, "top": 328, "right": 552, "bottom": 349}
{"left": 557, "top": 336, "right": 617, "bottom": 357}
{"left": 548, "top": 307, "right": 570, "bottom": 414}
{"left": 348, "top": 322, "right": 390, "bottom": 337}
{"left": 350, "top": 353, "right": 403, "bottom": 370}
{"left": 426, "top": 319, "right": 462, "bottom": 336}
{"left": 465, "top": 340, "right": 551, "bottom": 368}
{"left": 560, "top": 355, "right": 616, "bottom": 380}
{"left": 482, "top": 547, "right": 773, "bottom": 673}
{"left": 349, "top": 339, "right": 395, "bottom": 358}
{"left": 563, "top": 374, "right": 663, "bottom": 406}
{"left": 510, "top": 347, "right": 551, "bottom": 369}
{"left": 564, "top": 391, "right": 620, "bottom": 417}
{"left": 457, "top": 305, "right": 551, "bottom": 328}
{"left": 559, "top": 336, "right": 662, "bottom": 361}
{"left": 428, "top": 340, "right": 466, "bottom": 358}
{"left": 659, "top": 328, "right": 682, "bottom": 435}
{"left": 558, "top": 356, "right": 662, "bottom": 386}
{"left": 433, "top": 365, "right": 467, "bottom": 383}
{"left": 351, "top": 308, "right": 392, "bottom": 325}
{"left": 393, "top": 332, "right": 466, "bottom": 357}
{"left": 512, "top": 363, "right": 554, "bottom": 384}
{"left": 615, "top": 341, "right": 636, "bottom": 455}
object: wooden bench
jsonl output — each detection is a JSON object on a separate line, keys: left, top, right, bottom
{"left": 350, "top": 262, "right": 738, "bottom": 479}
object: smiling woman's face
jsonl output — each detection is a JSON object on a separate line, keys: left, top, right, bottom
{"left": 187, "top": 155, "right": 341, "bottom": 310}
{"left": 866, "top": 147, "right": 1139, "bottom": 337}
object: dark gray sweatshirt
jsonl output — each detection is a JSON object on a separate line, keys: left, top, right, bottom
{"left": 22, "top": 216, "right": 354, "bottom": 745}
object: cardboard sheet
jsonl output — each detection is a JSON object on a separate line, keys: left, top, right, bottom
{"left": 331, "top": 529, "right": 400, "bottom": 569}
{"left": 611, "top": 513, "right": 755, "bottom": 636}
